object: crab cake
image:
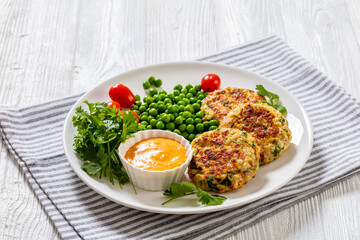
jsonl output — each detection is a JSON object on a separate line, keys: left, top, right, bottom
{"left": 222, "top": 102, "right": 292, "bottom": 165}
{"left": 201, "top": 87, "right": 262, "bottom": 122}
{"left": 188, "top": 128, "right": 260, "bottom": 193}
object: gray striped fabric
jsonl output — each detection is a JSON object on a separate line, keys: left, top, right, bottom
{"left": 1, "top": 35, "right": 360, "bottom": 240}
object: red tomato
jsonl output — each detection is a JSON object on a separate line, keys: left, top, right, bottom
{"left": 109, "top": 84, "right": 135, "bottom": 108}
{"left": 107, "top": 101, "right": 122, "bottom": 114}
{"left": 201, "top": 74, "right": 221, "bottom": 92}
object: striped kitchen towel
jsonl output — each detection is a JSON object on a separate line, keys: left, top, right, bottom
{"left": 1, "top": 35, "right": 360, "bottom": 240}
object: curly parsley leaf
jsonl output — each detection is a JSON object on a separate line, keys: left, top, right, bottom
{"left": 72, "top": 101, "right": 138, "bottom": 190}
{"left": 255, "top": 84, "right": 287, "bottom": 115}
{"left": 162, "top": 182, "right": 226, "bottom": 206}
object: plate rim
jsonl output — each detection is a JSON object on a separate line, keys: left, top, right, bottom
{"left": 62, "top": 61, "right": 314, "bottom": 214}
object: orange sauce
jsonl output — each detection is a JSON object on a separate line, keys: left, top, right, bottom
{"left": 125, "top": 137, "right": 187, "bottom": 171}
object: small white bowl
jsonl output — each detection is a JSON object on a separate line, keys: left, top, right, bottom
{"left": 118, "top": 130, "right": 193, "bottom": 191}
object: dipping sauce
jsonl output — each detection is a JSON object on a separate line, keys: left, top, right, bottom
{"left": 125, "top": 137, "right": 187, "bottom": 171}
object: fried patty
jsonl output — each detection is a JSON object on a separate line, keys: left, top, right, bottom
{"left": 201, "top": 87, "right": 262, "bottom": 122}
{"left": 221, "top": 102, "right": 292, "bottom": 165}
{"left": 188, "top": 128, "right": 260, "bottom": 193}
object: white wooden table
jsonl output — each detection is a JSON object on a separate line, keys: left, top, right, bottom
{"left": 1, "top": 1, "right": 360, "bottom": 239}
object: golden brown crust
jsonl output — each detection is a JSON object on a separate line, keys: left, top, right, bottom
{"left": 188, "top": 128, "right": 260, "bottom": 193}
{"left": 201, "top": 87, "right": 262, "bottom": 122}
{"left": 221, "top": 102, "right": 292, "bottom": 164}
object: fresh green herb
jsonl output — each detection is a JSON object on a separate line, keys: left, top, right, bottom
{"left": 255, "top": 85, "right": 287, "bottom": 115}
{"left": 162, "top": 182, "right": 226, "bottom": 206}
{"left": 72, "top": 101, "right": 138, "bottom": 190}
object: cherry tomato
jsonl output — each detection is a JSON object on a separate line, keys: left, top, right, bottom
{"left": 201, "top": 74, "right": 221, "bottom": 92}
{"left": 107, "top": 101, "right": 122, "bottom": 114}
{"left": 109, "top": 84, "right": 135, "bottom": 108}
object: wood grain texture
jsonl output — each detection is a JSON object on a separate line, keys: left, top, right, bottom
{"left": 1, "top": 0, "right": 360, "bottom": 239}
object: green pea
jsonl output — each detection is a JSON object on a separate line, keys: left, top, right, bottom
{"left": 154, "top": 79, "right": 162, "bottom": 87}
{"left": 149, "top": 108, "right": 158, "bottom": 116}
{"left": 140, "top": 115, "right": 148, "bottom": 121}
{"left": 196, "top": 123, "right": 204, "bottom": 132}
{"left": 149, "top": 88, "right": 158, "bottom": 96}
{"left": 204, "top": 92, "right": 209, "bottom": 97}
{"left": 178, "top": 100, "right": 185, "bottom": 106}
{"left": 197, "top": 94, "right": 205, "bottom": 100}
{"left": 131, "top": 105, "right": 139, "bottom": 110}
{"left": 142, "top": 96, "right": 148, "bottom": 103}
{"left": 175, "top": 116, "right": 183, "bottom": 125}
{"left": 189, "top": 88, "right": 197, "bottom": 96}
{"left": 181, "top": 88, "right": 188, "bottom": 94}
{"left": 147, "top": 116, "right": 154, "bottom": 122}
{"left": 148, "top": 76, "right": 155, "bottom": 84}
{"left": 197, "top": 100, "right": 202, "bottom": 104}
{"left": 157, "top": 101, "right": 164, "bottom": 106}
{"left": 143, "top": 81, "right": 151, "bottom": 89}
{"left": 135, "top": 94, "right": 141, "bottom": 101}
{"left": 162, "top": 114, "right": 171, "bottom": 123}
{"left": 174, "top": 96, "right": 181, "bottom": 103}
{"left": 150, "top": 119, "right": 157, "bottom": 127}
{"left": 189, "top": 97, "right": 197, "bottom": 104}
{"left": 153, "top": 95, "right": 161, "bottom": 102}
{"left": 167, "top": 105, "right": 175, "bottom": 113}
{"left": 174, "top": 84, "right": 182, "bottom": 91}
{"left": 149, "top": 102, "right": 157, "bottom": 108}
{"left": 146, "top": 125, "right": 152, "bottom": 130}
{"left": 181, "top": 132, "right": 189, "bottom": 139}
{"left": 192, "top": 103, "right": 201, "bottom": 111}
{"left": 142, "top": 112, "right": 149, "bottom": 116}
{"left": 203, "top": 121, "right": 210, "bottom": 129}
{"left": 140, "top": 121, "right": 148, "bottom": 126}
{"left": 185, "top": 84, "right": 193, "bottom": 90}
{"left": 156, "top": 121, "right": 165, "bottom": 129}
{"left": 195, "top": 111, "right": 204, "bottom": 119}
{"left": 185, "top": 93, "right": 193, "bottom": 99}
{"left": 166, "top": 122, "right": 175, "bottom": 131}
{"left": 146, "top": 97, "right": 153, "bottom": 105}
{"left": 173, "top": 90, "right": 180, "bottom": 96}
{"left": 210, "top": 119, "right": 219, "bottom": 126}
{"left": 159, "top": 90, "right": 167, "bottom": 95}
{"left": 178, "top": 105, "right": 185, "bottom": 112}
{"left": 167, "top": 93, "right": 175, "bottom": 100}
{"left": 183, "top": 98, "right": 190, "bottom": 105}
{"left": 195, "top": 133, "right": 201, "bottom": 139}
{"left": 194, "top": 118, "right": 202, "bottom": 124}
{"left": 158, "top": 104, "right": 166, "bottom": 113}
{"left": 164, "top": 98, "right": 172, "bottom": 104}
{"left": 188, "top": 133, "right": 195, "bottom": 141}
{"left": 186, "top": 124, "right": 195, "bottom": 133}
{"left": 173, "top": 112, "right": 178, "bottom": 118}
{"left": 174, "top": 129, "right": 181, "bottom": 135}
{"left": 179, "top": 93, "right": 186, "bottom": 98}
{"left": 209, "top": 125, "right": 217, "bottom": 131}
{"left": 179, "top": 124, "right": 186, "bottom": 132}
{"left": 183, "top": 111, "right": 192, "bottom": 118}
{"left": 185, "top": 118, "right": 194, "bottom": 125}
{"left": 159, "top": 93, "right": 166, "bottom": 100}
{"left": 133, "top": 110, "right": 140, "bottom": 116}
{"left": 169, "top": 114, "right": 175, "bottom": 121}
{"left": 139, "top": 105, "right": 146, "bottom": 113}
{"left": 184, "top": 105, "right": 194, "bottom": 113}
{"left": 135, "top": 100, "right": 142, "bottom": 106}
{"left": 195, "top": 85, "right": 201, "bottom": 92}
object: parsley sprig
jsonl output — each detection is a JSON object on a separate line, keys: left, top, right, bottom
{"left": 162, "top": 182, "right": 226, "bottom": 206}
{"left": 255, "top": 84, "right": 287, "bottom": 115}
{"left": 72, "top": 101, "right": 138, "bottom": 190}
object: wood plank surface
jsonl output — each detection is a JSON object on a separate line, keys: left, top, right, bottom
{"left": 1, "top": 0, "right": 359, "bottom": 239}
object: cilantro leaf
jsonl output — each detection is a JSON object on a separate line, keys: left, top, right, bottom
{"left": 72, "top": 101, "right": 138, "bottom": 190}
{"left": 162, "top": 182, "right": 226, "bottom": 206}
{"left": 256, "top": 84, "right": 287, "bottom": 115}
{"left": 196, "top": 188, "right": 227, "bottom": 205}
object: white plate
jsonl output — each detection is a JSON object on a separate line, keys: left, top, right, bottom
{"left": 63, "top": 61, "right": 313, "bottom": 214}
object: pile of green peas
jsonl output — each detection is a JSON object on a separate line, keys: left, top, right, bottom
{"left": 131, "top": 79, "right": 219, "bottom": 141}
